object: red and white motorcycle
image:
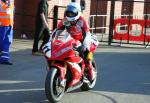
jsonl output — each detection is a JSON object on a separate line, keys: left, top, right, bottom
{"left": 42, "top": 29, "right": 99, "bottom": 103}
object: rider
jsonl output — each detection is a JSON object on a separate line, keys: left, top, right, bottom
{"left": 55, "top": 2, "right": 96, "bottom": 86}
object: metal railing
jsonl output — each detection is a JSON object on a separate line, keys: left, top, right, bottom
{"left": 88, "top": 14, "right": 150, "bottom": 46}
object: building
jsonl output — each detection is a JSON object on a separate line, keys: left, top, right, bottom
{"left": 14, "top": 0, "right": 91, "bottom": 38}
{"left": 14, "top": 0, "right": 150, "bottom": 38}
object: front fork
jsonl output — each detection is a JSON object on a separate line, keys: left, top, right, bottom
{"left": 47, "top": 59, "right": 86, "bottom": 87}
{"left": 47, "top": 60, "right": 67, "bottom": 87}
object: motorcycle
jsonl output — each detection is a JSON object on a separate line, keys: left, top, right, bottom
{"left": 42, "top": 29, "right": 99, "bottom": 103}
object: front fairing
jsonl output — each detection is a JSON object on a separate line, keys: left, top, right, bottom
{"left": 49, "top": 30, "right": 77, "bottom": 60}
{"left": 51, "top": 39, "right": 75, "bottom": 60}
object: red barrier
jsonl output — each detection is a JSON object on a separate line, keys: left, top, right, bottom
{"left": 129, "top": 19, "right": 144, "bottom": 41}
{"left": 113, "top": 18, "right": 129, "bottom": 40}
{"left": 113, "top": 18, "right": 150, "bottom": 42}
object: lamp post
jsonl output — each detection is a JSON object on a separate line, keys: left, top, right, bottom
{"left": 71, "top": 0, "right": 76, "bottom": 2}
{"left": 108, "top": 0, "right": 115, "bottom": 45}
{"left": 80, "top": 0, "right": 85, "bottom": 12}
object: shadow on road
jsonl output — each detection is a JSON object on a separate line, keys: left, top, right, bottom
{"left": 0, "top": 49, "right": 49, "bottom": 103}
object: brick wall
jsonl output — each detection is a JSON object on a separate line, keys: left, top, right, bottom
{"left": 14, "top": 0, "right": 91, "bottom": 38}
{"left": 14, "top": 0, "right": 23, "bottom": 38}
{"left": 14, "top": 0, "right": 150, "bottom": 38}
{"left": 133, "top": 1, "right": 144, "bottom": 19}
{"left": 14, "top": 0, "right": 38, "bottom": 38}
{"left": 47, "top": 0, "right": 91, "bottom": 29}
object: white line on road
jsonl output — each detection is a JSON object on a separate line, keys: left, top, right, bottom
{"left": 0, "top": 80, "right": 35, "bottom": 84}
{"left": 0, "top": 88, "right": 44, "bottom": 93}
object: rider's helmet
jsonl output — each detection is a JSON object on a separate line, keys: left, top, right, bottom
{"left": 65, "top": 2, "right": 81, "bottom": 22}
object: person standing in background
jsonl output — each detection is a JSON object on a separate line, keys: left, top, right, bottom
{"left": 0, "top": 0, "right": 14, "bottom": 65}
{"left": 80, "top": 0, "right": 85, "bottom": 12}
{"left": 72, "top": 0, "right": 85, "bottom": 12}
{"left": 32, "top": 0, "right": 50, "bottom": 55}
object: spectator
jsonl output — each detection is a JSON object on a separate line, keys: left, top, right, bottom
{"left": 32, "top": 0, "right": 50, "bottom": 55}
{"left": 80, "top": 0, "right": 85, "bottom": 12}
{"left": 0, "top": 0, "right": 15, "bottom": 65}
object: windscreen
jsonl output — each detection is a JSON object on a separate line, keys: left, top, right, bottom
{"left": 56, "top": 30, "right": 72, "bottom": 43}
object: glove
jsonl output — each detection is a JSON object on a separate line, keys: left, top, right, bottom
{"left": 77, "top": 45, "right": 87, "bottom": 58}
{"left": 81, "top": 45, "right": 86, "bottom": 53}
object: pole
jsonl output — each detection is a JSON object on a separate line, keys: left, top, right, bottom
{"left": 80, "top": 0, "right": 85, "bottom": 12}
{"left": 53, "top": 6, "right": 58, "bottom": 29}
{"left": 108, "top": 0, "right": 115, "bottom": 45}
{"left": 71, "top": 0, "right": 76, "bottom": 2}
{"left": 94, "top": 0, "right": 98, "bottom": 35}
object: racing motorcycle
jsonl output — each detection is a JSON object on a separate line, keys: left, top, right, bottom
{"left": 42, "top": 29, "right": 99, "bottom": 103}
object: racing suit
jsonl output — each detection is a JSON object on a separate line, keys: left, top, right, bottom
{"left": 56, "top": 16, "right": 95, "bottom": 86}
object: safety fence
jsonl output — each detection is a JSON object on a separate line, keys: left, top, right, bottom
{"left": 13, "top": 0, "right": 150, "bottom": 47}
{"left": 89, "top": 15, "right": 110, "bottom": 42}
{"left": 89, "top": 14, "right": 150, "bottom": 47}
{"left": 89, "top": 0, "right": 150, "bottom": 47}
{"left": 113, "top": 17, "right": 150, "bottom": 45}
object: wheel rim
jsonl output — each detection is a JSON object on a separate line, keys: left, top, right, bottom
{"left": 45, "top": 68, "right": 65, "bottom": 102}
{"left": 53, "top": 78, "right": 64, "bottom": 97}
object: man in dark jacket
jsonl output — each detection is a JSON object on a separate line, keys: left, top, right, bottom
{"left": 32, "top": 0, "right": 50, "bottom": 55}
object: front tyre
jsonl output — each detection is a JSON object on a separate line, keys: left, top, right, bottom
{"left": 80, "top": 59, "right": 97, "bottom": 91}
{"left": 45, "top": 68, "right": 65, "bottom": 103}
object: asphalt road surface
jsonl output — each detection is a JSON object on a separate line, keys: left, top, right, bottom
{"left": 0, "top": 40, "right": 150, "bottom": 103}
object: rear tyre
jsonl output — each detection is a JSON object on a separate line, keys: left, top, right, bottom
{"left": 45, "top": 68, "right": 65, "bottom": 103}
{"left": 80, "top": 59, "right": 97, "bottom": 91}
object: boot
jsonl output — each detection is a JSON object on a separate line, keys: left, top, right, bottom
{"left": 86, "top": 61, "right": 96, "bottom": 81}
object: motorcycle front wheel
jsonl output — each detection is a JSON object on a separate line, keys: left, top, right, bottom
{"left": 45, "top": 67, "right": 65, "bottom": 103}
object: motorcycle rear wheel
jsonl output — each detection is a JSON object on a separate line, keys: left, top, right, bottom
{"left": 80, "top": 59, "right": 97, "bottom": 91}
{"left": 45, "top": 67, "right": 65, "bottom": 103}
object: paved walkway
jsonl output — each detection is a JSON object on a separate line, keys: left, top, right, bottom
{"left": 11, "top": 39, "right": 150, "bottom": 53}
